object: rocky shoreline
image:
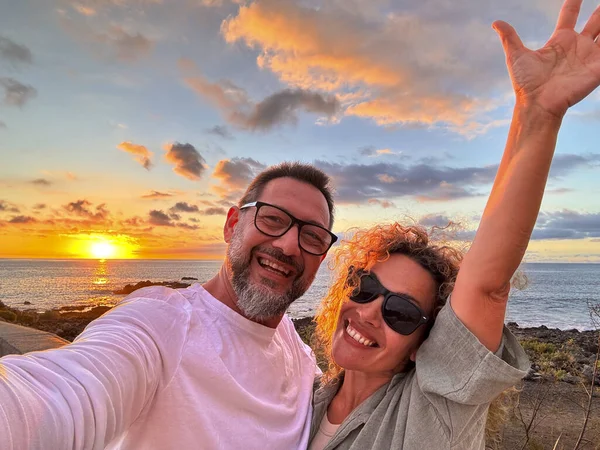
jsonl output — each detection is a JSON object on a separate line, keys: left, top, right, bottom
{"left": 1, "top": 280, "right": 598, "bottom": 386}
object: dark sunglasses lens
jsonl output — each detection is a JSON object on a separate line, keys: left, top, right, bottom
{"left": 350, "top": 275, "right": 379, "bottom": 303}
{"left": 383, "top": 295, "right": 423, "bottom": 335}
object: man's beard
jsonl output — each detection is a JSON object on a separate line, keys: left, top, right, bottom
{"left": 227, "top": 229, "right": 314, "bottom": 322}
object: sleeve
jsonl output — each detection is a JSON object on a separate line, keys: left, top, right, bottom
{"left": 413, "top": 300, "right": 529, "bottom": 444}
{"left": 0, "top": 286, "right": 190, "bottom": 450}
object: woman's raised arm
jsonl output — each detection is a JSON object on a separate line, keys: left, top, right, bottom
{"left": 452, "top": 0, "right": 600, "bottom": 351}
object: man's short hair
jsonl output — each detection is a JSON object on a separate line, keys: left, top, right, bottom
{"left": 238, "top": 162, "right": 335, "bottom": 228}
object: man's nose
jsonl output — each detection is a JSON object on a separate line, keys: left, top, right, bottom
{"left": 271, "top": 224, "right": 302, "bottom": 257}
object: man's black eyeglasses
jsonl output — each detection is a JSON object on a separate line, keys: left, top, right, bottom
{"left": 239, "top": 201, "right": 337, "bottom": 256}
{"left": 350, "top": 271, "right": 429, "bottom": 335}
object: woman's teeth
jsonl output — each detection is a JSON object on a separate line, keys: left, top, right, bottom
{"left": 346, "top": 323, "right": 376, "bottom": 347}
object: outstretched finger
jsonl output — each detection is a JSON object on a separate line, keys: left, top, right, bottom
{"left": 555, "top": 0, "right": 583, "bottom": 30}
{"left": 581, "top": 4, "right": 600, "bottom": 39}
{"left": 493, "top": 20, "right": 525, "bottom": 56}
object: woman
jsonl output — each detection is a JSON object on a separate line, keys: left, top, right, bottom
{"left": 308, "top": 1, "right": 600, "bottom": 449}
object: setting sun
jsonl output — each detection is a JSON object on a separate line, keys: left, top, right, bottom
{"left": 90, "top": 242, "right": 116, "bottom": 259}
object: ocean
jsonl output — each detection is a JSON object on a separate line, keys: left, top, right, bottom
{"left": 0, "top": 259, "right": 598, "bottom": 331}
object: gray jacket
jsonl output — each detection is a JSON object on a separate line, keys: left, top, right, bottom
{"left": 309, "top": 303, "right": 530, "bottom": 450}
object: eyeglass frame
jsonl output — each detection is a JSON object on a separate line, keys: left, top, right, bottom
{"left": 349, "top": 271, "right": 430, "bottom": 335}
{"left": 239, "top": 201, "right": 338, "bottom": 256}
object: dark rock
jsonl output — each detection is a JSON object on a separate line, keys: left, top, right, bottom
{"left": 114, "top": 280, "right": 191, "bottom": 295}
{"left": 24, "top": 301, "right": 31, "bottom": 305}
{"left": 524, "top": 369, "right": 543, "bottom": 381}
{"left": 562, "top": 375, "right": 579, "bottom": 384}
{"left": 181, "top": 277, "right": 198, "bottom": 281}
{"left": 292, "top": 317, "right": 314, "bottom": 329}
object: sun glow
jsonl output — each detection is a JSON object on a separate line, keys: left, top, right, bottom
{"left": 90, "top": 242, "right": 116, "bottom": 259}
{"left": 64, "top": 233, "right": 138, "bottom": 259}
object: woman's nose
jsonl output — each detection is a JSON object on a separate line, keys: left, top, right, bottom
{"left": 356, "top": 296, "right": 383, "bottom": 327}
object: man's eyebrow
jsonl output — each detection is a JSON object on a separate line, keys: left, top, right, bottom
{"left": 275, "top": 204, "right": 328, "bottom": 228}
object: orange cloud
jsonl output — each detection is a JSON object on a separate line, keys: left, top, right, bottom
{"left": 221, "top": 0, "right": 503, "bottom": 131}
{"left": 117, "top": 141, "right": 153, "bottom": 169}
{"left": 179, "top": 58, "right": 339, "bottom": 131}
{"left": 211, "top": 157, "right": 265, "bottom": 200}
{"left": 163, "top": 142, "right": 207, "bottom": 181}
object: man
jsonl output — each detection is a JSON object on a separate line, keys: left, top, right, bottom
{"left": 0, "top": 162, "right": 337, "bottom": 450}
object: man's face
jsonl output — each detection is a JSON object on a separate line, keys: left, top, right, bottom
{"left": 225, "top": 177, "right": 331, "bottom": 321}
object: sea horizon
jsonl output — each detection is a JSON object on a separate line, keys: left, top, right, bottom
{"left": 1, "top": 257, "right": 599, "bottom": 264}
{"left": 1, "top": 259, "right": 599, "bottom": 331}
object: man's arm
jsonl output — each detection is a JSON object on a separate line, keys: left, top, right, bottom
{"left": 452, "top": 0, "right": 600, "bottom": 351}
{"left": 0, "top": 288, "right": 189, "bottom": 450}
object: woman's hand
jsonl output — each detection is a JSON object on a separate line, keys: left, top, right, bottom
{"left": 494, "top": 0, "right": 600, "bottom": 119}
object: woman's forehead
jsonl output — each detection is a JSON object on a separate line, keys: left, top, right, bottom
{"left": 372, "top": 254, "right": 437, "bottom": 310}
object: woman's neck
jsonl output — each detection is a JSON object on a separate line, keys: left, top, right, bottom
{"left": 327, "top": 370, "right": 394, "bottom": 425}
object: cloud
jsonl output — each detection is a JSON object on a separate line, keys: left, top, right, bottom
{"left": 212, "top": 157, "right": 266, "bottom": 199}
{"left": 418, "top": 213, "right": 452, "bottom": 228}
{"left": 8, "top": 215, "right": 37, "bottom": 224}
{"left": 71, "top": 4, "right": 97, "bottom": 16}
{"left": 170, "top": 202, "right": 200, "bottom": 213}
{"left": 148, "top": 209, "right": 200, "bottom": 229}
{"left": 367, "top": 199, "right": 395, "bottom": 208}
{"left": 32, "top": 203, "right": 46, "bottom": 210}
{"left": 60, "top": 18, "right": 154, "bottom": 63}
{"left": 107, "top": 27, "right": 153, "bottom": 62}
{"left": 220, "top": 0, "right": 507, "bottom": 132}
{"left": 180, "top": 58, "right": 340, "bottom": 131}
{"left": 116, "top": 141, "right": 153, "bottom": 169}
{"left": 64, "top": 0, "right": 163, "bottom": 16}
{"left": 0, "top": 36, "right": 33, "bottom": 66}
{"left": 206, "top": 125, "right": 234, "bottom": 139}
{"left": 549, "top": 153, "right": 600, "bottom": 177}
{"left": 238, "top": 89, "right": 340, "bottom": 130}
{"left": 149, "top": 209, "right": 174, "bottom": 226}
{"left": 0, "top": 200, "right": 20, "bottom": 213}
{"left": 141, "top": 190, "right": 175, "bottom": 199}
{"left": 316, "top": 160, "right": 497, "bottom": 204}
{"left": 314, "top": 151, "right": 600, "bottom": 205}
{"left": 203, "top": 207, "right": 227, "bottom": 215}
{"left": 164, "top": 142, "right": 207, "bottom": 181}
{"left": 63, "top": 199, "right": 109, "bottom": 220}
{"left": 31, "top": 178, "right": 52, "bottom": 186}
{"left": 0, "top": 78, "right": 37, "bottom": 107}
{"left": 532, "top": 210, "right": 600, "bottom": 240}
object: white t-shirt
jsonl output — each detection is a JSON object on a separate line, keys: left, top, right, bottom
{"left": 307, "top": 411, "right": 340, "bottom": 450}
{"left": 0, "top": 284, "right": 319, "bottom": 450}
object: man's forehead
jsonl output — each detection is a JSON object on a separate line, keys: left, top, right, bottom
{"left": 257, "top": 177, "right": 330, "bottom": 227}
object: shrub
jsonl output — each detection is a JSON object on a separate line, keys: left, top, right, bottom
{"left": 0, "top": 310, "right": 17, "bottom": 322}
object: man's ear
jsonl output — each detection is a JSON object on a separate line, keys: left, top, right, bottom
{"left": 224, "top": 206, "right": 240, "bottom": 243}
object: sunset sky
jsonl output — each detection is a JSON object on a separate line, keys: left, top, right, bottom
{"left": 1, "top": 0, "right": 599, "bottom": 261}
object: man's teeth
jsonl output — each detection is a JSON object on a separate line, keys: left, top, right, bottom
{"left": 346, "top": 324, "right": 376, "bottom": 347}
{"left": 258, "top": 258, "right": 291, "bottom": 276}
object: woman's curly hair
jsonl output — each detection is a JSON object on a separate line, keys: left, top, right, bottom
{"left": 313, "top": 222, "right": 463, "bottom": 384}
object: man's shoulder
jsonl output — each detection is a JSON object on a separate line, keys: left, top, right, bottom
{"left": 120, "top": 285, "right": 196, "bottom": 308}
{"left": 278, "top": 315, "right": 317, "bottom": 362}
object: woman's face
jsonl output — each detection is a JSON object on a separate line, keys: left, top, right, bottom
{"left": 331, "top": 253, "right": 438, "bottom": 377}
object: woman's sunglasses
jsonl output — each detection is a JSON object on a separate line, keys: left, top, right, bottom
{"left": 349, "top": 271, "right": 429, "bottom": 335}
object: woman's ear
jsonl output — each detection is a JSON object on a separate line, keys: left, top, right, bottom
{"left": 223, "top": 207, "right": 240, "bottom": 243}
